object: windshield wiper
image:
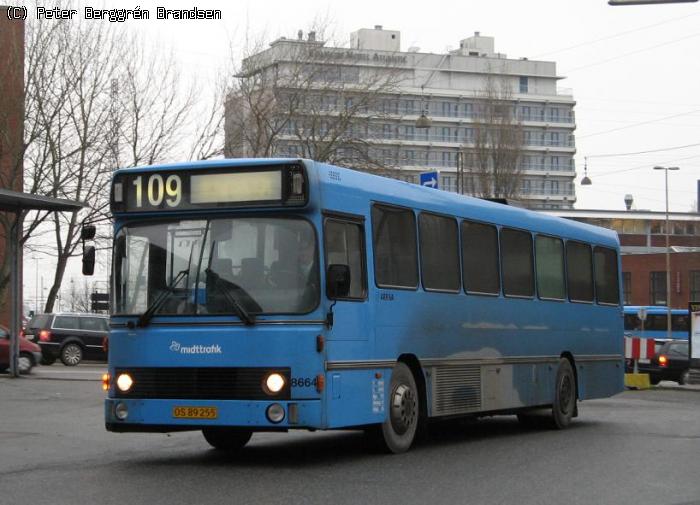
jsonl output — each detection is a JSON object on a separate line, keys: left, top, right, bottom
{"left": 136, "top": 269, "right": 189, "bottom": 327}
{"left": 205, "top": 268, "right": 258, "bottom": 326}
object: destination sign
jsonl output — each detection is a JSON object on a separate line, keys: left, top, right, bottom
{"left": 111, "top": 164, "right": 306, "bottom": 213}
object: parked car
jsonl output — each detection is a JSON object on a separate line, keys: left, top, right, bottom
{"left": 0, "top": 325, "right": 42, "bottom": 374}
{"left": 23, "top": 313, "right": 109, "bottom": 366}
{"left": 626, "top": 339, "right": 690, "bottom": 385}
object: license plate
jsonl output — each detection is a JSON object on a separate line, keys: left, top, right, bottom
{"left": 172, "top": 406, "right": 218, "bottom": 419}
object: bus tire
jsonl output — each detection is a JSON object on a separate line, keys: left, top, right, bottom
{"left": 551, "top": 358, "right": 576, "bottom": 429}
{"left": 380, "top": 362, "right": 420, "bottom": 454}
{"left": 202, "top": 427, "right": 252, "bottom": 451}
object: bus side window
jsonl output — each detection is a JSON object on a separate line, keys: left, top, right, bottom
{"left": 624, "top": 314, "right": 641, "bottom": 331}
{"left": 594, "top": 247, "right": 620, "bottom": 305}
{"left": 672, "top": 314, "right": 689, "bottom": 332}
{"left": 535, "top": 235, "right": 565, "bottom": 300}
{"left": 371, "top": 204, "right": 418, "bottom": 289}
{"left": 461, "top": 221, "right": 500, "bottom": 295}
{"left": 418, "top": 213, "right": 460, "bottom": 292}
{"left": 500, "top": 228, "right": 534, "bottom": 298}
{"left": 324, "top": 219, "right": 367, "bottom": 299}
{"left": 566, "top": 241, "right": 594, "bottom": 303}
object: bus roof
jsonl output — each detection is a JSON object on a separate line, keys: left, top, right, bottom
{"left": 313, "top": 161, "right": 620, "bottom": 248}
{"left": 112, "top": 158, "right": 619, "bottom": 247}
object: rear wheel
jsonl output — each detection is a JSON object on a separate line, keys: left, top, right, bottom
{"left": 202, "top": 427, "right": 252, "bottom": 451}
{"left": 18, "top": 353, "right": 34, "bottom": 374}
{"left": 679, "top": 370, "right": 690, "bottom": 386}
{"left": 379, "top": 362, "right": 420, "bottom": 454}
{"left": 551, "top": 358, "right": 576, "bottom": 429}
{"left": 60, "top": 343, "right": 83, "bottom": 366}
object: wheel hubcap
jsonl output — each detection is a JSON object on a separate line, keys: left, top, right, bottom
{"left": 18, "top": 356, "right": 31, "bottom": 373}
{"left": 559, "top": 375, "right": 573, "bottom": 415}
{"left": 390, "top": 383, "right": 416, "bottom": 435}
{"left": 64, "top": 346, "right": 81, "bottom": 365}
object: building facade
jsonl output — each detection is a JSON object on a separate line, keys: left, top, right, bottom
{"left": 226, "top": 26, "right": 577, "bottom": 209}
{"left": 544, "top": 209, "right": 700, "bottom": 308}
{"left": 0, "top": 6, "right": 25, "bottom": 326}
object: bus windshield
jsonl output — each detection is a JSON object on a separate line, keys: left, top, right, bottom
{"left": 113, "top": 217, "right": 319, "bottom": 317}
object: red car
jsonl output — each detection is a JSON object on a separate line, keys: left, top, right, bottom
{"left": 0, "top": 325, "right": 42, "bottom": 374}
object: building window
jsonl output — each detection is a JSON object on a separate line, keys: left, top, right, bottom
{"left": 650, "top": 271, "right": 667, "bottom": 306}
{"left": 623, "top": 272, "right": 632, "bottom": 305}
{"left": 519, "top": 76, "right": 528, "bottom": 94}
{"left": 520, "top": 106, "right": 531, "bottom": 121}
{"left": 690, "top": 271, "right": 700, "bottom": 302}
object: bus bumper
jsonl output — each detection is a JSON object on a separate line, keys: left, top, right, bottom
{"left": 105, "top": 398, "right": 323, "bottom": 432}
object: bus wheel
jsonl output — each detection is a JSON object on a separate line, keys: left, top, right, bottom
{"left": 202, "top": 427, "right": 253, "bottom": 451}
{"left": 551, "top": 358, "right": 576, "bottom": 429}
{"left": 381, "top": 362, "right": 420, "bottom": 454}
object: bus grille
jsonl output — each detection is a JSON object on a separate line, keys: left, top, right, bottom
{"left": 113, "top": 367, "right": 291, "bottom": 400}
{"left": 432, "top": 365, "right": 481, "bottom": 416}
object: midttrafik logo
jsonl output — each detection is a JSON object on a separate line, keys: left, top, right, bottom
{"left": 169, "top": 341, "right": 222, "bottom": 354}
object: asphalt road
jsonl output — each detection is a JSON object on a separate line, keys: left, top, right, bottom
{"left": 1, "top": 370, "right": 700, "bottom": 505}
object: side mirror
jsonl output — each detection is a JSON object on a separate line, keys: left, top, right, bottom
{"left": 81, "top": 225, "right": 96, "bottom": 241}
{"left": 326, "top": 264, "right": 351, "bottom": 299}
{"left": 83, "top": 246, "right": 96, "bottom": 276}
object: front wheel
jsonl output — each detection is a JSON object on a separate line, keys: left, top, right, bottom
{"left": 551, "top": 358, "right": 576, "bottom": 429}
{"left": 60, "top": 343, "right": 83, "bottom": 366}
{"left": 18, "top": 353, "right": 34, "bottom": 374}
{"left": 380, "top": 362, "right": 420, "bottom": 454}
{"left": 202, "top": 427, "right": 253, "bottom": 451}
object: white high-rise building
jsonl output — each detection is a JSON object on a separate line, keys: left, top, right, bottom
{"left": 227, "top": 26, "right": 577, "bottom": 209}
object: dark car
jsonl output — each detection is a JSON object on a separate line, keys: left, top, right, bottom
{"left": 0, "top": 325, "right": 42, "bottom": 374}
{"left": 24, "top": 313, "right": 109, "bottom": 366}
{"left": 627, "top": 339, "right": 690, "bottom": 385}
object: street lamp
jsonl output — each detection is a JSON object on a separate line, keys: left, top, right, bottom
{"left": 581, "top": 157, "right": 592, "bottom": 186}
{"left": 653, "top": 165, "right": 679, "bottom": 342}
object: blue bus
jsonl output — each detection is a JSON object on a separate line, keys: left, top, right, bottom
{"left": 99, "top": 158, "right": 623, "bottom": 453}
{"left": 623, "top": 306, "right": 689, "bottom": 343}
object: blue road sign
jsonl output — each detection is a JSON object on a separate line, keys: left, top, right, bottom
{"left": 420, "top": 171, "right": 438, "bottom": 189}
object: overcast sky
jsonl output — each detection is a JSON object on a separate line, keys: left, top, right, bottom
{"left": 19, "top": 0, "right": 700, "bottom": 306}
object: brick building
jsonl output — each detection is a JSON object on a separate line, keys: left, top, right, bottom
{"left": 0, "top": 6, "right": 25, "bottom": 325}
{"left": 543, "top": 209, "right": 700, "bottom": 308}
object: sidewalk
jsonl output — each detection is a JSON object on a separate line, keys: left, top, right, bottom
{"left": 655, "top": 380, "right": 700, "bottom": 392}
{"left": 25, "top": 363, "right": 105, "bottom": 382}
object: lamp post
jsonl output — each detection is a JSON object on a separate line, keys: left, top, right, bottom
{"left": 653, "top": 165, "right": 679, "bottom": 342}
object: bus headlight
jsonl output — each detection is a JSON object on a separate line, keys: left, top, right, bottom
{"left": 266, "top": 403, "right": 285, "bottom": 423}
{"left": 114, "top": 402, "right": 129, "bottom": 421}
{"left": 264, "top": 372, "right": 286, "bottom": 395}
{"left": 116, "top": 373, "right": 134, "bottom": 392}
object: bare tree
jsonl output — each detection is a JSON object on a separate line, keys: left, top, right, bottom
{"left": 17, "top": 11, "right": 226, "bottom": 313}
{"left": 463, "top": 74, "right": 524, "bottom": 200}
{"left": 225, "top": 29, "right": 407, "bottom": 172}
